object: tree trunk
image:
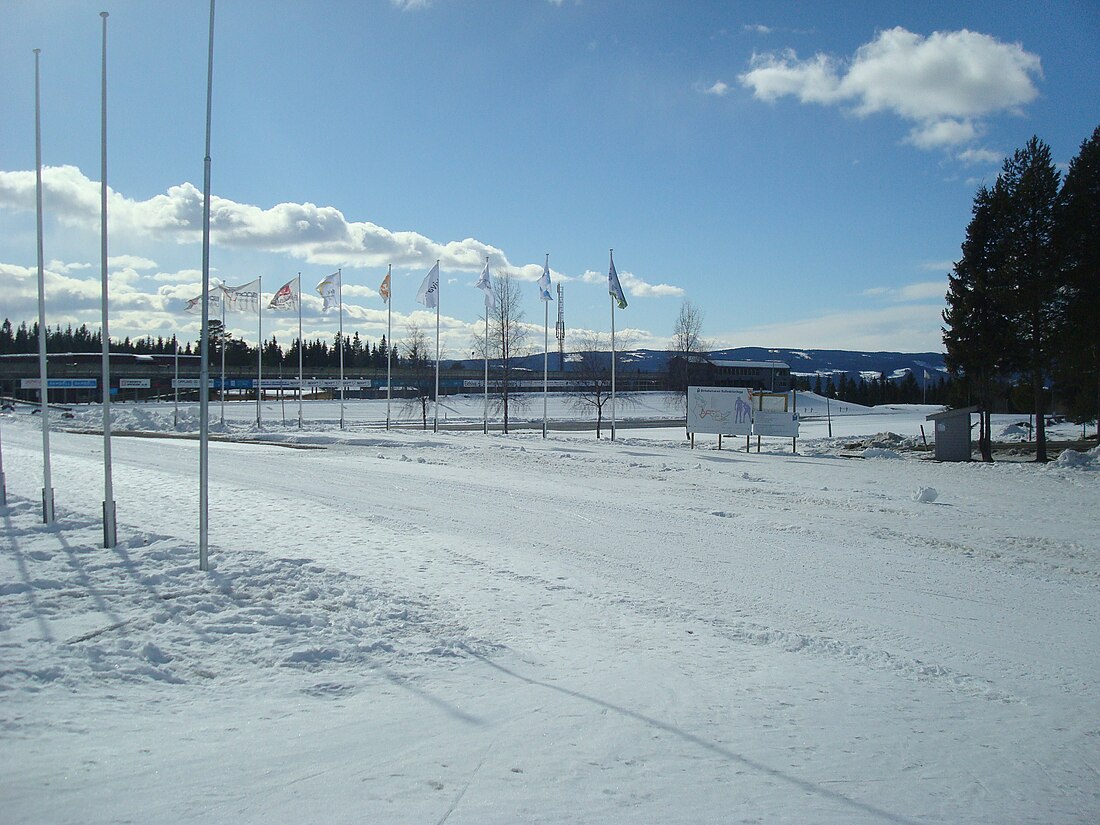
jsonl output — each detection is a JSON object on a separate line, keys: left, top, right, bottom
{"left": 1033, "top": 368, "right": 1048, "bottom": 462}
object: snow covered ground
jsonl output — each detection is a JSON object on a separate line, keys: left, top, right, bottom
{"left": 1, "top": 396, "right": 1098, "bottom": 824}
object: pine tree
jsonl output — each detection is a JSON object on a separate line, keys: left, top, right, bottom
{"left": 999, "top": 137, "right": 1063, "bottom": 461}
{"left": 1055, "top": 124, "right": 1100, "bottom": 435}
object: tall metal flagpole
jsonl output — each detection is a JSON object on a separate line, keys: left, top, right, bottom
{"left": 543, "top": 253, "right": 549, "bottom": 439}
{"left": 610, "top": 248, "right": 617, "bottom": 443}
{"left": 0, "top": 413, "right": 7, "bottom": 506}
{"left": 99, "top": 11, "right": 116, "bottom": 547}
{"left": 173, "top": 342, "right": 179, "bottom": 428}
{"left": 385, "top": 265, "right": 392, "bottom": 430}
{"left": 219, "top": 296, "right": 226, "bottom": 425}
{"left": 198, "top": 0, "right": 216, "bottom": 571}
{"left": 256, "top": 275, "right": 262, "bottom": 426}
{"left": 33, "top": 49, "right": 55, "bottom": 524}
{"left": 434, "top": 259, "right": 440, "bottom": 434}
{"left": 483, "top": 256, "right": 489, "bottom": 435}
{"left": 338, "top": 268, "right": 345, "bottom": 430}
{"left": 297, "top": 273, "right": 303, "bottom": 429}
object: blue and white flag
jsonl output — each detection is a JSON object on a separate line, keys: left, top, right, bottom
{"left": 537, "top": 261, "right": 553, "bottom": 302}
{"left": 608, "top": 252, "right": 627, "bottom": 309}
{"left": 476, "top": 262, "right": 496, "bottom": 309}
{"left": 417, "top": 262, "right": 440, "bottom": 309}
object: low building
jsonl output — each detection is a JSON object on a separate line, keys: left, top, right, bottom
{"left": 925, "top": 406, "right": 978, "bottom": 461}
{"left": 672, "top": 356, "right": 791, "bottom": 392}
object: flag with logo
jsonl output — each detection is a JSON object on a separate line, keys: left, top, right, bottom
{"left": 379, "top": 271, "right": 391, "bottom": 304}
{"left": 476, "top": 261, "right": 496, "bottom": 309}
{"left": 416, "top": 262, "right": 440, "bottom": 309}
{"left": 269, "top": 276, "right": 299, "bottom": 311}
{"left": 316, "top": 271, "right": 340, "bottom": 311}
{"left": 184, "top": 291, "right": 222, "bottom": 315}
{"left": 221, "top": 278, "right": 261, "bottom": 313}
{"left": 537, "top": 261, "right": 553, "bottom": 302}
{"left": 608, "top": 253, "right": 627, "bottom": 309}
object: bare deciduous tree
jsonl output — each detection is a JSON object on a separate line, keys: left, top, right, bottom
{"left": 471, "top": 272, "right": 529, "bottom": 432}
{"left": 401, "top": 324, "right": 435, "bottom": 429}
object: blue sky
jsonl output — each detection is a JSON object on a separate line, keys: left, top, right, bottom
{"left": 1, "top": 0, "right": 1097, "bottom": 356}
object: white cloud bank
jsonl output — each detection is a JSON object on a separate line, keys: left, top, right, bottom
{"left": 0, "top": 165, "right": 678, "bottom": 302}
{"left": 737, "top": 27, "right": 1041, "bottom": 160}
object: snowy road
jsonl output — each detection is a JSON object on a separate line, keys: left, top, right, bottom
{"left": 2, "top": 413, "right": 1098, "bottom": 823}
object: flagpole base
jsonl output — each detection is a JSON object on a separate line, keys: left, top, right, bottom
{"left": 102, "top": 499, "right": 117, "bottom": 548}
{"left": 42, "top": 487, "right": 55, "bottom": 523}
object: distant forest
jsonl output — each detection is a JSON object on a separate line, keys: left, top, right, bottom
{"left": 0, "top": 318, "right": 393, "bottom": 370}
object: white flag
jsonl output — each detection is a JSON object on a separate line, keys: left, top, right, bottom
{"left": 221, "top": 278, "right": 261, "bottom": 313}
{"left": 316, "top": 271, "right": 341, "bottom": 311}
{"left": 476, "top": 262, "right": 496, "bottom": 309}
{"left": 537, "top": 261, "right": 553, "bottom": 302}
{"left": 269, "top": 276, "right": 299, "bottom": 311}
{"left": 416, "top": 262, "right": 440, "bottom": 309}
{"left": 184, "top": 291, "right": 222, "bottom": 315}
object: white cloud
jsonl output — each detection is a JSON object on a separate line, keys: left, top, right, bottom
{"left": 743, "top": 24, "right": 773, "bottom": 35}
{"left": 702, "top": 80, "right": 730, "bottom": 96}
{"left": 861, "top": 279, "right": 947, "bottom": 302}
{"left": 577, "top": 268, "right": 683, "bottom": 299}
{"left": 390, "top": 0, "right": 431, "bottom": 10}
{"left": 716, "top": 302, "right": 945, "bottom": 352}
{"left": 957, "top": 146, "right": 1003, "bottom": 165}
{"left": 739, "top": 27, "right": 1042, "bottom": 153}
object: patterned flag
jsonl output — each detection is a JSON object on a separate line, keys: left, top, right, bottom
{"left": 537, "top": 261, "right": 553, "bottom": 302}
{"left": 221, "top": 278, "right": 261, "bottom": 313}
{"left": 476, "top": 262, "right": 496, "bottom": 309}
{"left": 379, "top": 271, "right": 391, "bottom": 304}
{"left": 184, "top": 291, "right": 222, "bottom": 315}
{"left": 316, "top": 271, "right": 340, "bottom": 311}
{"left": 268, "top": 276, "right": 299, "bottom": 311}
{"left": 416, "top": 262, "right": 440, "bottom": 309}
{"left": 608, "top": 253, "right": 627, "bottom": 309}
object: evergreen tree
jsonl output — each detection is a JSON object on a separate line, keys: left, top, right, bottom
{"left": 1054, "top": 124, "right": 1100, "bottom": 434}
{"left": 943, "top": 184, "right": 1016, "bottom": 461}
{"left": 999, "top": 136, "right": 1063, "bottom": 461}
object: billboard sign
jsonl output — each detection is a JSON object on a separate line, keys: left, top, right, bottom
{"left": 20, "top": 378, "right": 98, "bottom": 389}
{"left": 686, "top": 386, "right": 752, "bottom": 436}
{"left": 753, "top": 411, "right": 799, "bottom": 437}
{"left": 119, "top": 378, "right": 151, "bottom": 389}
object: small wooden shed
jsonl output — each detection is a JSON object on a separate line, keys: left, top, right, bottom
{"left": 926, "top": 406, "right": 979, "bottom": 461}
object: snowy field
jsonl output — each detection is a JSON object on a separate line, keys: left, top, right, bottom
{"left": 1, "top": 394, "right": 1098, "bottom": 824}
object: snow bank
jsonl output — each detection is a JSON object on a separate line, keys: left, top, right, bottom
{"left": 1051, "top": 443, "right": 1100, "bottom": 471}
{"left": 0, "top": 500, "right": 486, "bottom": 695}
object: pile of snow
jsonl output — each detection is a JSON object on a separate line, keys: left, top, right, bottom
{"left": 913, "top": 486, "right": 939, "bottom": 503}
{"left": 862, "top": 447, "right": 903, "bottom": 460}
{"left": 998, "top": 422, "right": 1031, "bottom": 442}
{"left": 1051, "top": 443, "right": 1100, "bottom": 471}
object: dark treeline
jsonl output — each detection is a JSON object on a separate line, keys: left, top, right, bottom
{"left": 0, "top": 319, "right": 394, "bottom": 371}
{"left": 803, "top": 372, "right": 952, "bottom": 407}
{"left": 943, "top": 124, "right": 1100, "bottom": 460}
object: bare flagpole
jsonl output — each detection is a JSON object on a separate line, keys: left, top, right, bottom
{"left": 338, "top": 268, "right": 345, "bottom": 430}
{"left": 385, "top": 265, "right": 392, "bottom": 430}
{"left": 434, "top": 259, "right": 440, "bottom": 434}
{"left": 483, "top": 256, "right": 489, "bottom": 435}
{"left": 219, "top": 295, "right": 225, "bottom": 425}
{"left": 33, "top": 48, "right": 55, "bottom": 524}
{"left": 543, "top": 253, "right": 549, "bottom": 439}
{"left": 610, "top": 248, "right": 617, "bottom": 443}
{"left": 99, "top": 11, "right": 116, "bottom": 547}
{"left": 198, "top": 0, "right": 216, "bottom": 571}
{"left": 256, "top": 275, "right": 262, "bottom": 426}
{"left": 297, "top": 273, "right": 303, "bottom": 429}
